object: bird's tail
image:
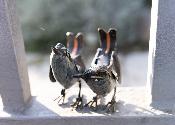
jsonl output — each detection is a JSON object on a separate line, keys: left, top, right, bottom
{"left": 66, "top": 32, "right": 83, "bottom": 57}
{"left": 98, "top": 28, "right": 117, "bottom": 54}
{"left": 66, "top": 32, "right": 85, "bottom": 72}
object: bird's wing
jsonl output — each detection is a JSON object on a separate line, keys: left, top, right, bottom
{"left": 91, "top": 48, "right": 102, "bottom": 67}
{"left": 113, "top": 52, "right": 121, "bottom": 84}
{"left": 73, "top": 55, "right": 86, "bottom": 73}
{"left": 49, "top": 65, "right": 56, "bottom": 82}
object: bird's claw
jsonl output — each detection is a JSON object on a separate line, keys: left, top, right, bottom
{"left": 84, "top": 96, "right": 98, "bottom": 111}
{"left": 106, "top": 99, "right": 117, "bottom": 113}
{"left": 53, "top": 95, "right": 65, "bottom": 104}
{"left": 53, "top": 89, "right": 66, "bottom": 104}
{"left": 71, "top": 96, "right": 83, "bottom": 109}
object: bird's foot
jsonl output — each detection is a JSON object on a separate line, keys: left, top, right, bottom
{"left": 53, "top": 95, "right": 65, "bottom": 104}
{"left": 71, "top": 96, "right": 83, "bottom": 109}
{"left": 105, "top": 99, "right": 117, "bottom": 113}
{"left": 53, "top": 89, "right": 66, "bottom": 104}
{"left": 84, "top": 96, "right": 98, "bottom": 111}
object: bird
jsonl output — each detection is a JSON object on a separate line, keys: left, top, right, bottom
{"left": 73, "top": 28, "right": 121, "bottom": 113}
{"left": 49, "top": 32, "right": 85, "bottom": 109}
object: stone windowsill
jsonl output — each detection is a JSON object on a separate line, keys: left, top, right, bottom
{"left": 0, "top": 87, "right": 172, "bottom": 117}
{"left": 0, "top": 87, "right": 175, "bottom": 125}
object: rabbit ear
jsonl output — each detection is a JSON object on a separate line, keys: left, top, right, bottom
{"left": 107, "top": 28, "right": 117, "bottom": 52}
{"left": 98, "top": 28, "right": 107, "bottom": 51}
{"left": 66, "top": 32, "right": 75, "bottom": 53}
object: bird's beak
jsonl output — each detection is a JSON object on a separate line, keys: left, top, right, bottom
{"left": 73, "top": 74, "right": 84, "bottom": 78}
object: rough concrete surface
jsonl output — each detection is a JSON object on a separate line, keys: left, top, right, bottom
{"left": 0, "top": 0, "right": 31, "bottom": 113}
{"left": 148, "top": 0, "right": 175, "bottom": 110}
{"left": 0, "top": 86, "right": 174, "bottom": 125}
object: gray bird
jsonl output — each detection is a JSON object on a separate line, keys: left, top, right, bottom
{"left": 74, "top": 28, "right": 121, "bottom": 113}
{"left": 49, "top": 32, "right": 85, "bottom": 108}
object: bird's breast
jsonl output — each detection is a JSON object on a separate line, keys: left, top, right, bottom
{"left": 51, "top": 56, "right": 78, "bottom": 88}
{"left": 86, "top": 75, "right": 116, "bottom": 96}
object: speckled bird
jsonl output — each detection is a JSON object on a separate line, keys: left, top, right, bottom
{"left": 73, "top": 28, "right": 121, "bottom": 112}
{"left": 49, "top": 32, "right": 85, "bottom": 108}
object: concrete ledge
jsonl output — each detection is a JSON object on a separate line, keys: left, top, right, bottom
{"left": 0, "top": 87, "right": 174, "bottom": 125}
{"left": 0, "top": 114, "right": 174, "bottom": 125}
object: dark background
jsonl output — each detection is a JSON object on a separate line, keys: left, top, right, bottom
{"left": 17, "top": 0, "right": 151, "bottom": 55}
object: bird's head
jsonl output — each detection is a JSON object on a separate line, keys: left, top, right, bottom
{"left": 51, "top": 43, "right": 71, "bottom": 60}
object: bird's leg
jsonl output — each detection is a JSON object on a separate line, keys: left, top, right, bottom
{"left": 85, "top": 95, "right": 98, "bottom": 111}
{"left": 53, "top": 89, "right": 66, "bottom": 104}
{"left": 106, "top": 87, "right": 117, "bottom": 113}
{"left": 71, "top": 80, "right": 83, "bottom": 109}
